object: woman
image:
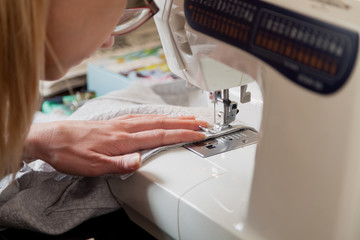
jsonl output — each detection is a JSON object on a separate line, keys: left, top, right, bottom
{"left": 0, "top": 0, "right": 207, "bottom": 179}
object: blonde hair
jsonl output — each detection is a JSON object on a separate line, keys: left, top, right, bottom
{"left": 0, "top": 0, "right": 48, "bottom": 178}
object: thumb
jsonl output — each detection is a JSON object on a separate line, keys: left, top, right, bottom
{"left": 111, "top": 152, "right": 142, "bottom": 174}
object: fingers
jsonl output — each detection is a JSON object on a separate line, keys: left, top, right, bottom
{"left": 108, "top": 152, "right": 142, "bottom": 174}
{"left": 113, "top": 114, "right": 167, "bottom": 120}
{"left": 118, "top": 118, "right": 208, "bottom": 133}
{"left": 113, "top": 114, "right": 197, "bottom": 121}
{"left": 120, "top": 129, "right": 206, "bottom": 153}
{"left": 85, "top": 152, "right": 142, "bottom": 175}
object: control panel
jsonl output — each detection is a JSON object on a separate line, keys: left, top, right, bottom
{"left": 184, "top": 0, "right": 358, "bottom": 94}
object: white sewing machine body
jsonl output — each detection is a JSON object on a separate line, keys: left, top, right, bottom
{"left": 109, "top": 0, "right": 360, "bottom": 239}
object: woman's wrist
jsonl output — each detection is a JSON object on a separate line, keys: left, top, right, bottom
{"left": 22, "top": 123, "right": 52, "bottom": 163}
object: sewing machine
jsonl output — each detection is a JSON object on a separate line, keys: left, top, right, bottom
{"left": 108, "top": 0, "right": 360, "bottom": 239}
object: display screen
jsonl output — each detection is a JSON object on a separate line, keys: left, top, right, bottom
{"left": 185, "top": 0, "right": 358, "bottom": 94}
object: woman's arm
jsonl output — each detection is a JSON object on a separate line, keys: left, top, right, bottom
{"left": 22, "top": 114, "right": 207, "bottom": 176}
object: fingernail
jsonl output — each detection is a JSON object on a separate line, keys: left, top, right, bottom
{"left": 197, "top": 120, "right": 209, "bottom": 127}
{"left": 128, "top": 153, "right": 141, "bottom": 170}
{"left": 196, "top": 132, "right": 207, "bottom": 140}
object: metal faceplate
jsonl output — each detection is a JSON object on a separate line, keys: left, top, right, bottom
{"left": 185, "top": 129, "right": 258, "bottom": 158}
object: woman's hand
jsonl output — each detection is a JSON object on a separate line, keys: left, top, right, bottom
{"left": 23, "top": 115, "right": 207, "bottom": 176}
